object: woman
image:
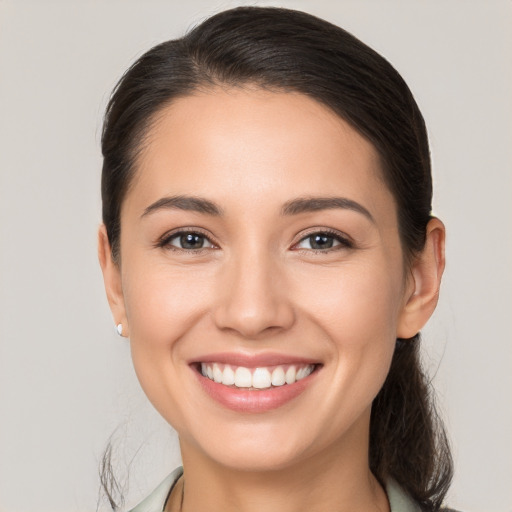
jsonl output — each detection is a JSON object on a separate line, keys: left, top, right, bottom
{"left": 98, "top": 6, "right": 454, "bottom": 512}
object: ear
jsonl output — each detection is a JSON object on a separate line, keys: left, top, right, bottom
{"left": 98, "top": 224, "right": 129, "bottom": 337}
{"left": 397, "top": 218, "right": 446, "bottom": 339}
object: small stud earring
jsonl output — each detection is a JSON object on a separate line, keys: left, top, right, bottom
{"left": 116, "top": 323, "right": 123, "bottom": 336}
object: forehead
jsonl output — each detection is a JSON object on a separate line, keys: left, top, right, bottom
{"left": 127, "top": 87, "right": 395, "bottom": 221}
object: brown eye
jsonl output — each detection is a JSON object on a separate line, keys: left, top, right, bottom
{"left": 295, "top": 231, "right": 351, "bottom": 251}
{"left": 167, "top": 232, "right": 215, "bottom": 250}
{"left": 308, "top": 234, "right": 335, "bottom": 250}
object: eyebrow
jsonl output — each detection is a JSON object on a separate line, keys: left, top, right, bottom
{"left": 142, "top": 195, "right": 224, "bottom": 218}
{"left": 281, "top": 196, "right": 375, "bottom": 223}
{"left": 141, "top": 194, "right": 374, "bottom": 223}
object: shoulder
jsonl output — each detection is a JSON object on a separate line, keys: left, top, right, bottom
{"left": 128, "top": 467, "right": 183, "bottom": 512}
{"left": 128, "top": 470, "right": 461, "bottom": 512}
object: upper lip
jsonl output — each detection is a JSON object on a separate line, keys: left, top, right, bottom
{"left": 189, "top": 352, "right": 321, "bottom": 368}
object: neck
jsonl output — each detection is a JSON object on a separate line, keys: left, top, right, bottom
{"left": 172, "top": 415, "right": 389, "bottom": 512}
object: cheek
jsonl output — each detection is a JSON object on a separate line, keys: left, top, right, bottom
{"left": 292, "top": 259, "right": 404, "bottom": 346}
{"left": 122, "top": 263, "right": 236, "bottom": 441}
{"left": 123, "top": 261, "right": 213, "bottom": 347}
{"left": 294, "top": 258, "right": 403, "bottom": 396}
{"left": 290, "top": 259, "right": 404, "bottom": 425}
{"left": 121, "top": 261, "right": 215, "bottom": 413}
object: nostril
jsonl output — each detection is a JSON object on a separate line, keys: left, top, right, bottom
{"left": 213, "top": 299, "right": 296, "bottom": 339}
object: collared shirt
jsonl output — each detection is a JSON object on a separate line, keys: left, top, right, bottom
{"left": 129, "top": 467, "right": 430, "bottom": 512}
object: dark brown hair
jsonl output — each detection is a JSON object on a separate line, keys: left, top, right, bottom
{"left": 101, "top": 6, "right": 452, "bottom": 510}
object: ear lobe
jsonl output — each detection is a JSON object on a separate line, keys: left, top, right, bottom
{"left": 98, "top": 224, "right": 129, "bottom": 337}
{"left": 397, "top": 218, "right": 446, "bottom": 339}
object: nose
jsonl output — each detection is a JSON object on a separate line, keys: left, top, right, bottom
{"left": 212, "top": 249, "right": 295, "bottom": 339}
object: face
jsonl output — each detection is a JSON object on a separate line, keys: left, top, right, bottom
{"left": 108, "top": 88, "right": 416, "bottom": 472}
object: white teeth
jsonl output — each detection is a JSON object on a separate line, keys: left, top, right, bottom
{"left": 271, "top": 367, "right": 286, "bottom": 386}
{"left": 285, "top": 366, "right": 296, "bottom": 384}
{"left": 222, "top": 365, "right": 235, "bottom": 385}
{"left": 213, "top": 363, "right": 223, "bottom": 383}
{"left": 234, "top": 367, "right": 252, "bottom": 388}
{"left": 252, "top": 368, "right": 272, "bottom": 389}
{"left": 296, "top": 365, "right": 314, "bottom": 380}
{"left": 201, "top": 363, "right": 316, "bottom": 389}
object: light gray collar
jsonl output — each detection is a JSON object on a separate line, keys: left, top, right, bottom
{"left": 128, "top": 467, "right": 183, "bottom": 512}
{"left": 386, "top": 479, "right": 422, "bottom": 512}
{"left": 129, "top": 468, "right": 421, "bottom": 512}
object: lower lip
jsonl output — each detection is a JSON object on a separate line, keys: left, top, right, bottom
{"left": 194, "top": 367, "right": 318, "bottom": 413}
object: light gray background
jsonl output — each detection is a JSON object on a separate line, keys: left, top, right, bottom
{"left": 0, "top": 1, "right": 511, "bottom": 511}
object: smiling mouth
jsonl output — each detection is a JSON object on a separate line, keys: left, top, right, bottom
{"left": 199, "top": 363, "right": 317, "bottom": 390}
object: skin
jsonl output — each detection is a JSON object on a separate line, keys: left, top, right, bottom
{"left": 99, "top": 88, "right": 445, "bottom": 512}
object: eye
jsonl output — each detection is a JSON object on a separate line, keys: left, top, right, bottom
{"left": 294, "top": 231, "right": 352, "bottom": 251}
{"left": 160, "top": 231, "right": 216, "bottom": 251}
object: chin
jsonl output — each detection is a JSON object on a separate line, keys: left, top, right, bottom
{"left": 181, "top": 417, "right": 326, "bottom": 474}
{"left": 206, "top": 444, "right": 308, "bottom": 473}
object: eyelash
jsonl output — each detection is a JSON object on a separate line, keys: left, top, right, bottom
{"left": 156, "top": 228, "right": 217, "bottom": 254}
{"left": 156, "top": 228, "right": 353, "bottom": 254}
{"left": 292, "top": 228, "right": 353, "bottom": 254}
